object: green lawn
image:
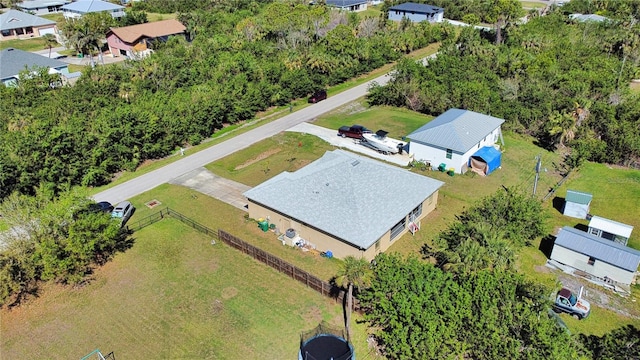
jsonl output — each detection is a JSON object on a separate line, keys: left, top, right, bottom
{"left": 0, "top": 37, "right": 52, "bottom": 51}
{"left": 1, "top": 219, "right": 380, "bottom": 359}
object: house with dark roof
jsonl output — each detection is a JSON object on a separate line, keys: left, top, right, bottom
{"left": 0, "top": 47, "right": 78, "bottom": 87}
{"left": 551, "top": 226, "right": 640, "bottom": 286}
{"left": 407, "top": 109, "right": 504, "bottom": 174}
{"left": 0, "top": 9, "right": 57, "bottom": 41}
{"left": 243, "top": 150, "right": 444, "bottom": 261}
{"left": 61, "top": 0, "right": 125, "bottom": 19}
{"left": 388, "top": 2, "right": 444, "bottom": 23}
{"left": 16, "top": 0, "right": 70, "bottom": 15}
{"left": 563, "top": 189, "right": 592, "bottom": 219}
{"left": 106, "top": 19, "right": 186, "bottom": 58}
{"left": 325, "top": 0, "right": 368, "bottom": 12}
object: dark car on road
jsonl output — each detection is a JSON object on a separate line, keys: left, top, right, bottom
{"left": 308, "top": 89, "right": 327, "bottom": 103}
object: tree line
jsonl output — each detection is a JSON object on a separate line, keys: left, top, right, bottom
{"left": 0, "top": 1, "right": 451, "bottom": 201}
{"left": 368, "top": 7, "right": 640, "bottom": 168}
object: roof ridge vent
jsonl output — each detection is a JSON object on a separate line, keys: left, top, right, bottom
{"left": 351, "top": 160, "right": 360, "bottom": 166}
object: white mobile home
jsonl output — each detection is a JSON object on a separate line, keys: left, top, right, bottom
{"left": 551, "top": 226, "right": 640, "bottom": 286}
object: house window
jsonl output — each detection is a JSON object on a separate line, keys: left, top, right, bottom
{"left": 390, "top": 217, "right": 406, "bottom": 241}
{"left": 410, "top": 203, "right": 422, "bottom": 221}
{"left": 446, "top": 149, "right": 452, "bottom": 159}
{"left": 26, "top": 27, "right": 33, "bottom": 34}
{"left": 375, "top": 240, "right": 380, "bottom": 250}
{"left": 1, "top": 29, "right": 11, "bottom": 37}
{"left": 588, "top": 257, "right": 596, "bottom": 266}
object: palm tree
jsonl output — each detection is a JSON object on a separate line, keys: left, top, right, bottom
{"left": 42, "top": 34, "right": 58, "bottom": 58}
{"left": 335, "top": 256, "right": 373, "bottom": 342}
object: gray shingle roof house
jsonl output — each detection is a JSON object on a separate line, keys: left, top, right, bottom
{"left": 244, "top": 150, "right": 444, "bottom": 260}
{"left": 0, "top": 47, "right": 71, "bottom": 87}
{"left": 563, "top": 189, "right": 592, "bottom": 219}
{"left": 0, "top": 9, "right": 57, "bottom": 41}
{"left": 551, "top": 226, "right": 640, "bottom": 286}
{"left": 407, "top": 109, "right": 505, "bottom": 174}
{"left": 388, "top": 2, "right": 444, "bottom": 23}
{"left": 62, "top": 0, "right": 125, "bottom": 19}
{"left": 16, "top": 0, "right": 70, "bottom": 15}
{"left": 325, "top": 0, "right": 368, "bottom": 12}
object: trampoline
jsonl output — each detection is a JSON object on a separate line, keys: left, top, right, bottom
{"left": 299, "top": 323, "right": 355, "bottom": 360}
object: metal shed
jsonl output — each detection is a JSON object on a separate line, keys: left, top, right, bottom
{"left": 551, "top": 226, "right": 640, "bottom": 286}
{"left": 563, "top": 189, "right": 592, "bottom": 219}
{"left": 588, "top": 216, "right": 634, "bottom": 245}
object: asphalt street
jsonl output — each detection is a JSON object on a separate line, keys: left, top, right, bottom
{"left": 93, "top": 73, "right": 392, "bottom": 204}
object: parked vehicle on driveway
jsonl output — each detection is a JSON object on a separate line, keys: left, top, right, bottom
{"left": 338, "top": 125, "right": 371, "bottom": 139}
{"left": 111, "top": 201, "right": 134, "bottom": 226}
{"left": 308, "top": 89, "right": 327, "bottom": 103}
{"left": 553, "top": 287, "right": 590, "bottom": 319}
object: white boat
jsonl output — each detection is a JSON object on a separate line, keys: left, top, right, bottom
{"left": 362, "top": 130, "right": 404, "bottom": 154}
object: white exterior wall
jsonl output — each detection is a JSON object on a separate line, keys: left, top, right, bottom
{"left": 410, "top": 126, "right": 501, "bottom": 174}
{"left": 550, "top": 245, "right": 636, "bottom": 285}
{"left": 563, "top": 202, "right": 589, "bottom": 219}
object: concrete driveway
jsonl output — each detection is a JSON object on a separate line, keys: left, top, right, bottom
{"left": 169, "top": 167, "right": 251, "bottom": 211}
{"left": 286, "top": 123, "right": 412, "bottom": 167}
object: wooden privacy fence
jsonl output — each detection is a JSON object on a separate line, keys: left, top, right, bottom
{"left": 129, "top": 208, "right": 358, "bottom": 308}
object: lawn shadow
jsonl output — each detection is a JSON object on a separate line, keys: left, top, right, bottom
{"left": 552, "top": 196, "right": 565, "bottom": 214}
{"left": 539, "top": 234, "right": 556, "bottom": 259}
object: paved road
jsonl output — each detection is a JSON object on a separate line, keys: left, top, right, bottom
{"left": 93, "top": 73, "right": 392, "bottom": 204}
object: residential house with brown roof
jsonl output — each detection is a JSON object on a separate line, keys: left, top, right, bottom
{"left": 106, "top": 19, "right": 186, "bottom": 59}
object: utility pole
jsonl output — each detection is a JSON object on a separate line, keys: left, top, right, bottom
{"left": 533, "top": 154, "right": 542, "bottom": 196}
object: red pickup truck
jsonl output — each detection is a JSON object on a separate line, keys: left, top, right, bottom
{"left": 338, "top": 125, "right": 371, "bottom": 139}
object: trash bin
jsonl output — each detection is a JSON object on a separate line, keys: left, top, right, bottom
{"left": 448, "top": 168, "right": 455, "bottom": 176}
{"left": 258, "top": 220, "right": 269, "bottom": 232}
{"left": 438, "top": 163, "right": 447, "bottom": 172}
{"left": 325, "top": 250, "right": 333, "bottom": 258}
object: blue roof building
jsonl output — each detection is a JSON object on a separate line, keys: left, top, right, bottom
{"left": 388, "top": 2, "right": 444, "bottom": 23}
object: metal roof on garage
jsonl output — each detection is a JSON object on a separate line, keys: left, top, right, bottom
{"left": 565, "top": 189, "right": 592, "bottom": 205}
{"left": 589, "top": 216, "right": 634, "bottom": 239}
{"left": 555, "top": 226, "right": 640, "bottom": 272}
{"left": 389, "top": 2, "right": 444, "bottom": 14}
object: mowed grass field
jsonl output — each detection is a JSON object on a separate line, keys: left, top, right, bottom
{"left": 1, "top": 219, "right": 378, "bottom": 359}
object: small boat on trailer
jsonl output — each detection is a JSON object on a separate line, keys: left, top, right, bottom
{"left": 361, "top": 130, "right": 404, "bottom": 154}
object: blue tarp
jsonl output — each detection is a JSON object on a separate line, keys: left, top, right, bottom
{"left": 469, "top": 146, "right": 502, "bottom": 175}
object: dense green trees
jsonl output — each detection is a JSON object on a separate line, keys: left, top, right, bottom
{"left": 0, "top": 189, "right": 128, "bottom": 307}
{"left": 359, "top": 253, "right": 579, "bottom": 359}
{"left": 1, "top": 1, "right": 450, "bottom": 200}
{"left": 369, "top": 10, "right": 640, "bottom": 167}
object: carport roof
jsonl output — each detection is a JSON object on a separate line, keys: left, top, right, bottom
{"left": 555, "top": 226, "right": 640, "bottom": 272}
{"left": 243, "top": 150, "right": 444, "bottom": 250}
